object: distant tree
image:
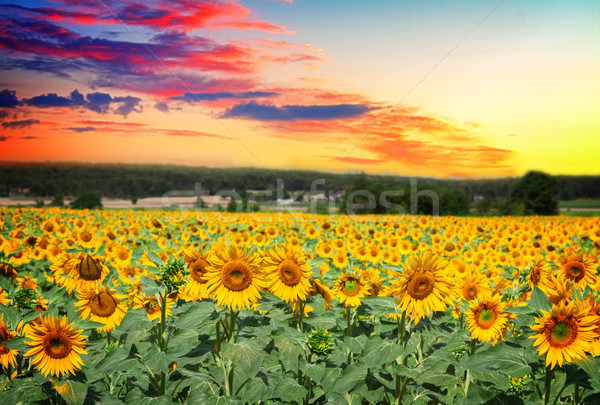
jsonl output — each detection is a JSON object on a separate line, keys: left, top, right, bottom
{"left": 439, "top": 189, "right": 470, "bottom": 216}
{"left": 474, "top": 196, "right": 495, "bottom": 216}
{"left": 508, "top": 171, "right": 558, "bottom": 215}
{"left": 226, "top": 198, "right": 239, "bottom": 213}
{"left": 131, "top": 197, "right": 138, "bottom": 205}
{"left": 50, "top": 195, "right": 64, "bottom": 207}
{"left": 71, "top": 193, "right": 102, "bottom": 209}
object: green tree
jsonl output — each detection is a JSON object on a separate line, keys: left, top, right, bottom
{"left": 71, "top": 192, "right": 102, "bottom": 209}
{"left": 508, "top": 171, "right": 558, "bottom": 215}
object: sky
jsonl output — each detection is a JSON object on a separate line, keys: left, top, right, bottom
{"left": 0, "top": 0, "right": 599, "bottom": 178}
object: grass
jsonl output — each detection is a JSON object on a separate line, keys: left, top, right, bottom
{"left": 559, "top": 199, "right": 600, "bottom": 209}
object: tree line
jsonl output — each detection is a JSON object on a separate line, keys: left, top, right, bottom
{"left": 1, "top": 162, "right": 599, "bottom": 215}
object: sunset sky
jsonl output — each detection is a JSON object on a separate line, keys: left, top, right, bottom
{"left": 1, "top": 0, "right": 599, "bottom": 178}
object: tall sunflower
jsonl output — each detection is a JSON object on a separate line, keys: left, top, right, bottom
{"left": 0, "top": 314, "right": 18, "bottom": 370}
{"left": 558, "top": 250, "right": 598, "bottom": 287}
{"left": 465, "top": 293, "right": 508, "bottom": 344}
{"left": 457, "top": 270, "right": 490, "bottom": 302}
{"left": 204, "top": 245, "right": 266, "bottom": 311}
{"left": 24, "top": 315, "right": 88, "bottom": 377}
{"left": 181, "top": 246, "right": 211, "bottom": 300}
{"left": 75, "top": 287, "right": 127, "bottom": 332}
{"left": 531, "top": 300, "right": 599, "bottom": 369}
{"left": 263, "top": 245, "right": 312, "bottom": 304}
{"left": 388, "top": 253, "right": 455, "bottom": 323}
{"left": 332, "top": 271, "right": 370, "bottom": 307}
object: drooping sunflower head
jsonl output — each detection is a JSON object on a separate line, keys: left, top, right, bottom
{"left": 66, "top": 254, "right": 109, "bottom": 293}
{"left": 263, "top": 245, "right": 312, "bottom": 304}
{"left": 75, "top": 287, "right": 128, "bottom": 332}
{"left": 332, "top": 271, "right": 370, "bottom": 307}
{"left": 466, "top": 293, "right": 508, "bottom": 344}
{"left": 24, "top": 315, "right": 88, "bottom": 378}
{"left": 531, "top": 300, "right": 599, "bottom": 369}
{"left": 528, "top": 257, "right": 551, "bottom": 288}
{"left": 204, "top": 245, "right": 266, "bottom": 311}
{"left": 0, "top": 262, "right": 18, "bottom": 279}
{"left": 389, "top": 252, "right": 455, "bottom": 323}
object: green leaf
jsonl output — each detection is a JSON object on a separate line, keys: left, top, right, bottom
{"left": 146, "top": 250, "right": 163, "bottom": 270}
{"left": 360, "top": 296, "right": 399, "bottom": 315}
{"left": 274, "top": 331, "right": 304, "bottom": 372}
{"left": 125, "top": 389, "right": 173, "bottom": 405}
{"left": 271, "top": 374, "right": 308, "bottom": 403}
{"left": 171, "top": 301, "right": 215, "bottom": 331}
{"left": 237, "top": 377, "right": 272, "bottom": 404}
{"left": 221, "top": 341, "right": 264, "bottom": 379}
{"left": 53, "top": 379, "right": 87, "bottom": 405}
{"left": 303, "top": 308, "right": 337, "bottom": 330}
{"left": 140, "top": 274, "right": 162, "bottom": 298}
{"left": 528, "top": 285, "right": 552, "bottom": 313}
{"left": 361, "top": 335, "right": 403, "bottom": 368}
{"left": 329, "top": 363, "right": 367, "bottom": 395}
{"left": 460, "top": 344, "right": 532, "bottom": 377}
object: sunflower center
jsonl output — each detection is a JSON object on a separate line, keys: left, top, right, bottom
{"left": 564, "top": 261, "right": 585, "bottom": 281}
{"left": 221, "top": 260, "right": 252, "bottom": 292}
{"left": 42, "top": 332, "right": 72, "bottom": 359}
{"left": 547, "top": 318, "right": 578, "bottom": 347}
{"left": 407, "top": 271, "right": 435, "bottom": 300}
{"left": 278, "top": 259, "right": 302, "bottom": 287}
{"left": 145, "top": 298, "right": 159, "bottom": 312}
{"left": 89, "top": 291, "right": 118, "bottom": 317}
{"left": 342, "top": 277, "right": 361, "bottom": 296}
{"left": 462, "top": 282, "right": 478, "bottom": 301}
{"left": 78, "top": 255, "right": 103, "bottom": 281}
{"left": 445, "top": 243, "right": 455, "bottom": 252}
{"left": 475, "top": 305, "right": 498, "bottom": 329}
{"left": 530, "top": 268, "right": 541, "bottom": 285}
{"left": 0, "top": 325, "right": 11, "bottom": 342}
{"left": 80, "top": 231, "right": 92, "bottom": 243}
{"left": 117, "top": 249, "right": 129, "bottom": 261}
{"left": 189, "top": 258, "right": 209, "bottom": 283}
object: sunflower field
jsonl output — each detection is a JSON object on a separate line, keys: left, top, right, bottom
{"left": 1, "top": 207, "right": 600, "bottom": 404}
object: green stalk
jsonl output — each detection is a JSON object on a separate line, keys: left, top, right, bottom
{"left": 574, "top": 384, "right": 579, "bottom": 405}
{"left": 229, "top": 309, "right": 238, "bottom": 343}
{"left": 346, "top": 308, "right": 354, "bottom": 364}
{"left": 158, "top": 291, "right": 168, "bottom": 395}
{"left": 463, "top": 339, "right": 477, "bottom": 398}
{"left": 297, "top": 300, "right": 305, "bottom": 332}
{"left": 544, "top": 364, "right": 553, "bottom": 405}
{"left": 398, "top": 311, "right": 406, "bottom": 344}
{"left": 106, "top": 331, "right": 111, "bottom": 346}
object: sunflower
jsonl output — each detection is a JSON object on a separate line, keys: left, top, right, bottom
{"left": 306, "top": 279, "right": 333, "bottom": 309}
{"left": 65, "top": 253, "right": 110, "bottom": 293}
{"left": 263, "top": 245, "right": 312, "bottom": 304}
{"left": 558, "top": 250, "right": 598, "bottom": 287}
{"left": 134, "top": 294, "right": 173, "bottom": 321}
{"left": 531, "top": 300, "right": 599, "bottom": 369}
{"left": 457, "top": 270, "right": 490, "bottom": 302}
{"left": 466, "top": 293, "right": 508, "bottom": 344}
{"left": 204, "top": 245, "right": 266, "bottom": 311}
{"left": 24, "top": 315, "right": 88, "bottom": 378}
{"left": 17, "top": 275, "right": 38, "bottom": 290}
{"left": 388, "top": 253, "right": 455, "bottom": 323}
{"left": 111, "top": 246, "right": 132, "bottom": 268}
{"left": 528, "top": 257, "right": 552, "bottom": 289}
{"left": 0, "top": 314, "right": 18, "bottom": 370}
{"left": 332, "top": 271, "right": 370, "bottom": 307}
{"left": 0, "top": 262, "right": 18, "bottom": 279}
{"left": 0, "top": 287, "right": 9, "bottom": 305}
{"left": 181, "top": 246, "right": 211, "bottom": 300}
{"left": 75, "top": 287, "right": 128, "bottom": 332}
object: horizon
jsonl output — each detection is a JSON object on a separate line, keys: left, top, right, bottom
{"left": 1, "top": 1, "right": 599, "bottom": 178}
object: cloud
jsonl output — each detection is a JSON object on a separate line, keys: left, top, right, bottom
{"left": 23, "top": 90, "right": 142, "bottom": 117}
{"left": 160, "top": 129, "right": 231, "bottom": 140}
{"left": 222, "top": 101, "right": 371, "bottom": 121}
{"left": 2, "top": 119, "right": 40, "bottom": 129}
{"left": 154, "top": 102, "right": 169, "bottom": 112}
{"left": 170, "top": 91, "right": 278, "bottom": 103}
{"left": 0, "top": 89, "right": 19, "bottom": 108}
{"left": 0, "top": 110, "right": 9, "bottom": 121}
{"left": 65, "top": 126, "right": 96, "bottom": 133}
{"left": 0, "top": 136, "right": 8, "bottom": 142}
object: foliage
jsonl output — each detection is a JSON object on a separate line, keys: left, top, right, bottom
{"left": 509, "top": 171, "right": 559, "bottom": 215}
{"left": 70, "top": 192, "right": 102, "bottom": 209}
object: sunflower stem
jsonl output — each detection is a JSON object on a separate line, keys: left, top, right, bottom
{"left": 573, "top": 384, "right": 580, "bottom": 404}
{"left": 398, "top": 311, "right": 406, "bottom": 345}
{"left": 297, "top": 300, "right": 305, "bottom": 332}
{"left": 106, "top": 330, "right": 111, "bottom": 345}
{"left": 346, "top": 308, "right": 353, "bottom": 364}
{"left": 463, "top": 339, "right": 477, "bottom": 397}
{"left": 544, "top": 364, "right": 553, "bottom": 405}
{"left": 229, "top": 309, "right": 238, "bottom": 343}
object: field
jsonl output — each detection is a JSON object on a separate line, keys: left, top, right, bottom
{"left": 1, "top": 207, "right": 600, "bottom": 404}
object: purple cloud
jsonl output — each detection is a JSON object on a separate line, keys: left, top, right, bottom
{"left": 221, "top": 101, "right": 371, "bottom": 121}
